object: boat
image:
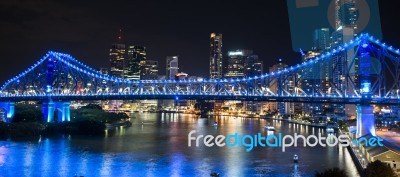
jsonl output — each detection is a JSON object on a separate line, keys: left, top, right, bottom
{"left": 293, "top": 154, "right": 299, "bottom": 163}
{"left": 264, "top": 125, "right": 275, "bottom": 131}
{"left": 213, "top": 122, "right": 218, "bottom": 127}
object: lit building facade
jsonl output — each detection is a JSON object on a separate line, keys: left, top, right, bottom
{"left": 109, "top": 43, "right": 126, "bottom": 77}
{"left": 209, "top": 33, "right": 223, "bottom": 79}
{"left": 244, "top": 55, "right": 264, "bottom": 113}
{"left": 313, "top": 28, "right": 330, "bottom": 51}
{"left": 127, "top": 45, "right": 146, "bottom": 80}
{"left": 140, "top": 60, "right": 158, "bottom": 80}
{"left": 301, "top": 51, "right": 322, "bottom": 114}
{"left": 268, "top": 59, "right": 288, "bottom": 114}
{"left": 244, "top": 55, "right": 263, "bottom": 78}
{"left": 225, "top": 49, "right": 253, "bottom": 78}
{"left": 331, "top": 0, "right": 359, "bottom": 116}
{"left": 166, "top": 56, "right": 179, "bottom": 80}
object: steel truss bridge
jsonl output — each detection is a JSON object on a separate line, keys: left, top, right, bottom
{"left": 0, "top": 33, "right": 399, "bottom": 130}
{"left": 1, "top": 34, "right": 400, "bottom": 104}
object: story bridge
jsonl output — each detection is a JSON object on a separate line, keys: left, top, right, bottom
{"left": 1, "top": 33, "right": 399, "bottom": 137}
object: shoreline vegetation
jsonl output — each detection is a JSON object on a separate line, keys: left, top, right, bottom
{"left": 0, "top": 104, "right": 131, "bottom": 140}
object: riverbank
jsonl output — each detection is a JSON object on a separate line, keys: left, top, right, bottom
{"left": 0, "top": 120, "right": 128, "bottom": 140}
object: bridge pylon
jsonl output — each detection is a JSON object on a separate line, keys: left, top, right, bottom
{"left": 0, "top": 102, "right": 15, "bottom": 122}
{"left": 356, "top": 38, "right": 375, "bottom": 138}
{"left": 42, "top": 101, "right": 70, "bottom": 122}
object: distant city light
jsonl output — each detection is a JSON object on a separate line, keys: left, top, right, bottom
{"left": 228, "top": 51, "right": 243, "bottom": 56}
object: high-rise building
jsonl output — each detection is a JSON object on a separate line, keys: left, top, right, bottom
{"left": 127, "top": 45, "right": 146, "bottom": 80}
{"left": 244, "top": 55, "right": 263, "bottom": 113}
{"left": 140, "top": 60, "right": 158, "bottom": 80}
{"left": 301, "top": 51, "right": 322, "bottom": 114}
{"left": 266, "top": 58, "right": 298, "bottom": 115}
{"left": 268, "top": 59, "right": 288, "bottom": 114}
{"left": 209, "top": 33, "right": 223, "bottom": 79}
{"left": 313, "top": 28, "right": 330, "bottom": 51}
{"left": 330, "top": 0, "right": 358, "bottom": 116}
{"left": 109, "top": 30, "right": 126, "bottom": 78}
{"left": 312, "top": 28, "right": 332, "bottom": 96}
{"left": 335, "top": 0, "right": 358, "bottom": 35}
{"left": 225, "top": 50, "right": 253, "bottom": 78}
{"left": 166, "top": 56, "right": 179, "bottom": 80}
{"left": 109, "top": 43, "right": 126, "bottom": 77}
{"left": 245, "top": 55, "right": 263, "bottom": 77}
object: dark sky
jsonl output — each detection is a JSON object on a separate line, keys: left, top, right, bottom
{"left": 0, "top": 0, "right": 399, "bottom": 83}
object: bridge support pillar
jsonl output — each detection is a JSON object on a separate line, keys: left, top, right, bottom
{"left": 42, "top": 102, "right": 55, "bottom": 122}
{"left": 356, "top": 105, "right": 375, "bottom": 138}
{"left": 42, "top": 101, "right": 70, "bottom": 122}
{"left": 59, "top": 102, "right": 70, "bottom": 122}
{"left": 0, "top": 102, "right": 15, "bottom": 122}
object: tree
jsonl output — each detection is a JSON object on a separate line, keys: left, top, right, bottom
{"left": 12, "top": 104, "right": 43, "bottom": 123}
{"left": 365, "top": 160, "right": 396, "bottom": 177}
{"left": 315, "top": 167, "right": 348, "bottom": 177}
{"left": 338, "top": 120, "right": 349, "bottom": 131}
{"left": 82, "top": 104, "right": 103, "bottom": 110}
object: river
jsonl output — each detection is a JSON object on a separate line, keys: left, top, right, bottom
{"left": 0, "top": 113, "right": 359, "bottom": 177}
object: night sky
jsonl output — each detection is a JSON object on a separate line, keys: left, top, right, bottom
{"left": 0, "top": 0, "right": 399, "bottom": 83}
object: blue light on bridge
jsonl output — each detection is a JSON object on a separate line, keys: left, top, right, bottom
{"left": 361, "top": 82, "right": 371, "bottom": 94}
{"left": 46, "top": 85, "right": 52, "bottom": 93}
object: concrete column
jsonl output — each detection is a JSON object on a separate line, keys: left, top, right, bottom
{"left": 6, "top": 102, "right": 14, "bottom": 120}
{"left": 356, "top": 105, "right": 375, "bottom": 138}
{"left": 0, "top": 102, "right": 15, "bottom": 122}
{"left": 42, "top": 102, "right": 55, "bottom": 122}
{"left": 61, "top": 102, "right": 70, "bottom": 122}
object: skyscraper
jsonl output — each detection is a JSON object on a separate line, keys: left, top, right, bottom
{"left": 313, "top": 28, "right": 330, "bottom": 51}
{"left": 109, "top": 43, "right": 125, "bottom": 77}
{"left": 312, "top": 28, "right": 331, "bottom": 95}
{"left": 268, "top": 59, "right": 288, "bottom": 114}
{"left": 140, "top": 60, "right": 158, "bottom": 80}
{"left": 109, "top": 30, "right": 125, "bottom": 77}
{"left": 244, "top": 55, "right": 263, "bottom": 113}
{"left": 127, "top": 45, "right": 146, "bottom": 80}
{"left": 209, "top": 33, "right": 223, "bottom": 79}
{"left": 166, "top": 56, "right": 179, "bottom": 80}
{"left": 301, "top": 51, "right": 322, "bottom": 114}
{"left": 335, "top": 0, "right": 358, "bottom": 34}
{"left": 331, "top": 0, "right": 358, "bottom": 116}
{"left": 244, "top": 55, "right": 263, "bottom": 77}
{"left": 225, "top": 49, "right": 253, "bottom": 78}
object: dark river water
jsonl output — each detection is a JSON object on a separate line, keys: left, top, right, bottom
{"left": 0, "top": 113, "right": 359, "bottom": 177}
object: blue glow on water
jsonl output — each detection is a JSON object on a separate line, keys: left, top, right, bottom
{"left": 0, "top": 114, "right": 360, "bottom": 176}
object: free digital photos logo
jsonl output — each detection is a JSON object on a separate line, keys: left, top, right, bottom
{"left": 188, "top": 130, "right": 383, "bottom": 152}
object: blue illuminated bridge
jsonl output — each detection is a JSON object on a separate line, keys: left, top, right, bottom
{"left": 0, "top": 33, "right": 399, "bottom": 137}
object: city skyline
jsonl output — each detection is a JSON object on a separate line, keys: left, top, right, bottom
{"left": 0, "top": 1, "right": 398, "bottom": 83}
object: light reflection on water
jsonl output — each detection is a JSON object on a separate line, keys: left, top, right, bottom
{"left": 0, "top": 113, "right": 359, "bottom": 177}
